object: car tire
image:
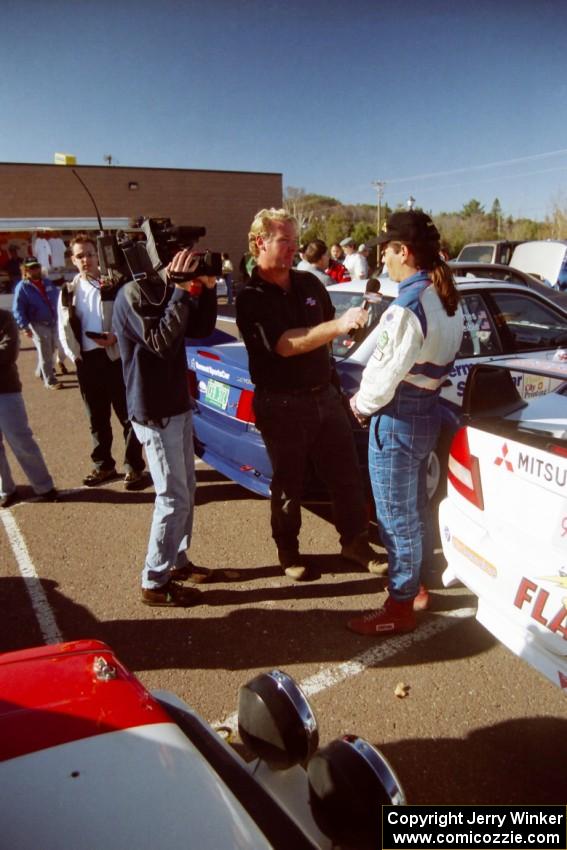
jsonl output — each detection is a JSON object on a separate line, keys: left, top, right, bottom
{"left": 426, "top": 428, "right": 453, "bottom": 505}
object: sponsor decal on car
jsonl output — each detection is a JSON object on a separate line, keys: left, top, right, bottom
{"left": 492, "top": 442, "right": 567, "bottom": 495}
{"left": 494, "top": 443, "right": 514, "bottom": 472}
{"left": 196, "top": 360, "right": 230, "bottom": 380}
{"left": 452, "top": 535, "right": 497, "bottom": 578}
{"left": 513, "top": 577, "right": 567, "bottom": 639}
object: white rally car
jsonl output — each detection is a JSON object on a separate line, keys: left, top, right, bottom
{"left": 0, "top": 640, "right": 404, "bottom": 849}
{"left": 439, "top": 359, "right": 567, "bottom": 692}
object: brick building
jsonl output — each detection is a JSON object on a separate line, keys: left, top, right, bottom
{"left": 0, "top": 162, "right": 282, "bottom": 271}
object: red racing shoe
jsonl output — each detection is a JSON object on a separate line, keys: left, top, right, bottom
{"left": 347, "top": 595, "right": 416, "bottom": 635}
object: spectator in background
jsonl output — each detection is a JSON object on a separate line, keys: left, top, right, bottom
{"left": 13, "top": 258, "right": 61, "bottom": 390}
{"left": 221, "top": 252, "right": 234, "bottom": 305}
{"left": 0, "top": 309, "right": 58, "bottom": 507}
{"left": 59, "top": 233, "right": 147, "bottom": 490}
{"left": 326, "top": 243, "right": 350, "bottom": 283}
{"left": 5, "top": 247, "right": 22, "bottom": 292}
{"left": 358, "top": 243, "right": 370, "bottom": 270}
{"left": 340, "top": 237, "right": 368, "bottom": 279}
{"left": 299, "top": 239, "right": 334, "bottom": 287}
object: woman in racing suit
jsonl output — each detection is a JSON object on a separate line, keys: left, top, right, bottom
{"left": 348, "top": 211, "right": 464, "bottom": 635}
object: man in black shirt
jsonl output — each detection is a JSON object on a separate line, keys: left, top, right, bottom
{"left": 236, "top": 208, "right": 384, "bottom": 580}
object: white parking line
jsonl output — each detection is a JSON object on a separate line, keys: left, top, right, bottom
{"left": 214, "top": 607, "right": 476, "bottom": 731}
{"left": 0, "top": 509, "right": 63, "bottom": 644}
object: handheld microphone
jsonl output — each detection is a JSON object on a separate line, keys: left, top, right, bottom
{"left": 348, "top": 278, "right": 382, "bottom": 339}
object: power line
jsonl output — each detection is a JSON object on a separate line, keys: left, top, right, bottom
{"left": 384, "top": 148, "right": 567, "bottom": 185}
{"left": 382, "top": 163, "right": 567, "bottom": 198}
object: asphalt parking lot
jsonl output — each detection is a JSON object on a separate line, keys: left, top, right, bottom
{"left": 1, "top": 325, "right": 566, "bottom": 806}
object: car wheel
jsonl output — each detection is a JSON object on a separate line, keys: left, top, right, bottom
{"left": 426, "top": 428, "right": 453, "bottom": 504}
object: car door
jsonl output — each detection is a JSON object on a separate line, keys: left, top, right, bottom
{"left": 442, "top": 289, "right": 567, "bottom": 408}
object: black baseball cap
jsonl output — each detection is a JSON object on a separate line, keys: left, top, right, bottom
{"left": 374, "top": 211, "right": 440, "bottom": 246}
{"left": 23, "top": 256, "right": 41, "bottom": 267}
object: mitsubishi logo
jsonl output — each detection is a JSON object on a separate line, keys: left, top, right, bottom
{"left": 494, "top": 443, "right": 514, "bottom": 471}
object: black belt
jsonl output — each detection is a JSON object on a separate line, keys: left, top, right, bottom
{"left": 257, "top": 383, "right": 329, "bottom": 397}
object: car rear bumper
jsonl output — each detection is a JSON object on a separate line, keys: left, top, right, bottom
{"left": 439, "top": 497, "right": 567, "bottom": 693}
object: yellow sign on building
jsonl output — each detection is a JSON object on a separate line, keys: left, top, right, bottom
{"left": 54, "top": 153, "right": 77, "bottom": 166}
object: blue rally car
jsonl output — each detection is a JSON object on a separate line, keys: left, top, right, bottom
{"left": 186, "top": 276, "right": 567, "bottom": 502}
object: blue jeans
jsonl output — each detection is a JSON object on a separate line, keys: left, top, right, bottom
{"left": 0, "top": 393, "right": 54, "bottom": 497}
{"left": 132, "top": 411, "right": 195, "bottom": 589}
{"left": 30, "top": 323, "right": 58, "bottom": 387}
{"left": 369, "top": 410, "right": 439, "bottom": 601}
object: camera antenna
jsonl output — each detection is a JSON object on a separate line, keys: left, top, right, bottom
{"left": 71, "top": 168, "right": 104, "bottom": 232}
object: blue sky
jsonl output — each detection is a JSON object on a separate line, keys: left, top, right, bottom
{"left": 3, "top": 0, "right": 567, "bottom": 220}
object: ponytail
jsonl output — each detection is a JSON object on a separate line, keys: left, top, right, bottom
{"left": 410, "top": 245, "right": 460, "bottom": 317}
{"left": 430, "top": 259, "right": 460, "bottom": 317}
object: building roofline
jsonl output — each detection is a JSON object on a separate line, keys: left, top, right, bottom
{"left": 0, "top": 161, "right": 282, "bottom": 179}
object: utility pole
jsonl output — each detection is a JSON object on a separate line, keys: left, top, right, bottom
{"left": 371, "top": 180, "right": 385, "bottom": 234}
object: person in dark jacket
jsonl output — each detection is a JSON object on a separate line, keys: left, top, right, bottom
{"left": 0, "top": 310, "right": 57, "bottom": 507}
{"left": 113, "top": 249, "right": 217, "bottom": 607}
{"left": 236, "top": 208, "right": 383, "bottom": 582}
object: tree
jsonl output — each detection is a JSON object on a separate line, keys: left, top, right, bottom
{"left": 283, "top": 187, "right": 315, "bottom": 234}
{"left": 461, "top": 199, "right": 485, "bottom": 218}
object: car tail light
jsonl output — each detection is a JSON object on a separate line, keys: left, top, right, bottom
{"left": 236, "top": 389, "right": 256, "bottom": 423}
{"left": 447, "top": 427, "right": 484, "bottom": 510}
{"left": 187, "top": 369, "right": 198, "bottom": 399}
{"left": 548, "top": 443, "right": 567, "bottom": 459}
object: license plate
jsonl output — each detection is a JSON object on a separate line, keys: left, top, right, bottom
{"left": 205, "top": 379, "right": 230, "bottom": 410}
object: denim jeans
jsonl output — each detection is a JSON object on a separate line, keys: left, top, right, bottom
{"left": 254, "top": 385, "right": 367, "bottom": 553}
{"left": 0, "top": 392, "right": 54, "bottom": 497}
{"left": 369, "top": 409, "right": 439, "bottom": 601}
{"left": 30, "top": 323, "right": 57, "bottom": 386}
{"left": 132, "top": 411, "right": 195, "bottom": 589}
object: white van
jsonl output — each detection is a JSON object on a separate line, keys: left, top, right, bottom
{"left": 510, "top": 240, "right": 567, "bottom": 289}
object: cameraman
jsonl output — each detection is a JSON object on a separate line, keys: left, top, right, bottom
{"left": 113, "top": 248, "right": 217, "bottom": 607}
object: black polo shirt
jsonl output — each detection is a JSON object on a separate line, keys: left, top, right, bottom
{"left": 236, "top": 267, "right": 335, "bottom": 392}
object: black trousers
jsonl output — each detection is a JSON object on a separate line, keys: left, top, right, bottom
{"left": 253, "top": 385, "right": 368, "bottom": 553}
{"left": 76, "top": 349, "right": 144, "bottom": 473}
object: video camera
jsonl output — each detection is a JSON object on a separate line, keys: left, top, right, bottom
{"left": 97, "top": 217, "right": 222, "bottom": 285}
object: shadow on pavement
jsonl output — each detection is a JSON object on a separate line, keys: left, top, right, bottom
{"left": 0, "top": 575, "right": 491, "bottom": 675}
{"left": 379, "top": 717, "right": 567, "bottom": 804}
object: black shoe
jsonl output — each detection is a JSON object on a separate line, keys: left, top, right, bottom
{"left": 35, "top": 488, "right": 59, "bottom": 502}
{"left": 123, "top": 470, "right": 150, "bottom": 491}
{"left": 141, "top": 580, "right": 201, "bottom": 607}
{"left": 0, "top": 489, "right": 21, "bottom": 509}
{"left": 83, "top": 467, "right": 118, "bottom": 487}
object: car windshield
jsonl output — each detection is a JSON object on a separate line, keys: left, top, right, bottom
{"left": 458, "top": 246, "right": 495, "bottom": 263}
{"left": 330, "top": 289, "right": 393, "bottom": 359}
